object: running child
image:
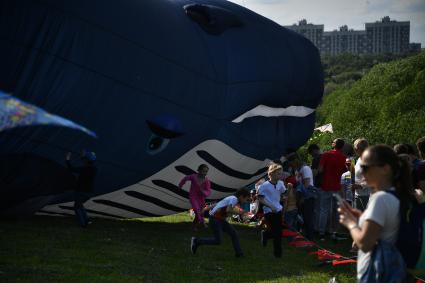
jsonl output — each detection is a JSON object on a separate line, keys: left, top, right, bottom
{"left": 179, "top": 164, "right": 211, "bottom": 231}
{"left": 190, "top": 189, "right": 251, "bottom": 257}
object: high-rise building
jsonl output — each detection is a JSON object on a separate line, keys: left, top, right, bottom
{"left": 284, "top": 17, "right": 415, "bottom": 56}
{"left": 284, "top": 19, "right": 324, "bottom": 48}
{"left": 365, "top": 16, "right": 410, "bottom": 54}
{"left": 321, "top": 26, "right": 369, "bottom": 55}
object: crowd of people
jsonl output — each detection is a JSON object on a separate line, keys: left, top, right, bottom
{"left": 183, "top": 136, "right": 425, "bottom": 282}
{"left": 63, "top": 135, "right": 425, "bottom": 281}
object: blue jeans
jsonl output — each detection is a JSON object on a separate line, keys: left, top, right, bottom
{"left": 302, "top": 198, "right": 315, "bottom": 240}
{"left": 196, "top": 216, "right": 243, "bottom": 255}
{"left": 317, "top": 189, "right": 339, "bottom": 235}
{"left": 314, "top": 189, "right": 321, "bottom": 231}
{"left": 74, "top": 192, "right": 90, "bottom": 227}
{"left": 284, "top": 209, "right": 298, "bottom": 230}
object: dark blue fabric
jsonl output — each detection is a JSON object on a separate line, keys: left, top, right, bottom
{"left": 0, "top": 0, "right": 323, "bottom": 214}
{"left": 0, "top": 153, "right": 77, "bottom": 213}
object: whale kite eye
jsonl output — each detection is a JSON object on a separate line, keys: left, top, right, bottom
{"left": 147, "top": 134, "right": 170, "bottom": 155}
{"left": 145, "top": 114, "right": 184, "bottom": 155}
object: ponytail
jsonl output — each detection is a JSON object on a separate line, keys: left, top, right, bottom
{"left": 366, "top": 145, "right": 415, "bottom": 207}
{"left": 394, "top": 157, "right": 413, "bottom": 200}
{"left": 394, "top": 156, "right": 415, "bottom": 216}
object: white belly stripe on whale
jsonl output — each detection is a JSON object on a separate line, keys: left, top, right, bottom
{"left": 39, "top": 140, "right": 271, "bottom": 219}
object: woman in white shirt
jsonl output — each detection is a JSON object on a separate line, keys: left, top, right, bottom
{"left": 338, "top": 145, "right": 413, "bottom": 281}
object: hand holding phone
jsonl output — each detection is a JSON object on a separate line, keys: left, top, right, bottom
{"left": 333, "top": 193, "right": 344, "bottom": 206}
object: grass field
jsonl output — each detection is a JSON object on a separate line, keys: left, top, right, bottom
{"left": 0, "top": 213, "right": 356, "bottom": 283}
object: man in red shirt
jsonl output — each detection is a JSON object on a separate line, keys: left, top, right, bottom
{"left": 317, "top": 138, "right": 347, "bottom": 240}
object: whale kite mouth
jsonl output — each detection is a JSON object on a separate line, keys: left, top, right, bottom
{"left": 231, "top": 105, "right": 315, "bottom": 123}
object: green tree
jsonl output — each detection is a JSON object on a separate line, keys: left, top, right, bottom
{"left": 314, "top": 51, "right": 425, "bottom": 150}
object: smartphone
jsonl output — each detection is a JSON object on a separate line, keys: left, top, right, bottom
{"left": 333, "top": 193, "right": 344, "bottom": 206}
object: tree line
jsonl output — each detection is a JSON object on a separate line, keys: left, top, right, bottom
{"left": 302, "top": 50, "right": 425, "bottom": 155}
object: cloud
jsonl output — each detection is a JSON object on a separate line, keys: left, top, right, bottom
{"left": 248, "top": 0, "right": 286, "bottom": 3}
{"left": 366, "top": 0, "right": 425, "bottom": 14}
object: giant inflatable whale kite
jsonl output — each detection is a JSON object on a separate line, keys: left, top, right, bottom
{"left": 0, "top": 0, "right": 323, "bottom": 218}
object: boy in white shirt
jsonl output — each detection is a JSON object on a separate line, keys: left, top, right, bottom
{"left": 258, "top": 163, "right": 286, "bottom": 258}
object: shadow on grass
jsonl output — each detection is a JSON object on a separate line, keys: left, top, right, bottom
{"left": 0, "top": 214, "right": 356, "bottom": 283}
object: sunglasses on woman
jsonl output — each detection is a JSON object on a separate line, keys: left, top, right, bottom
{"left": 360, "top": 163, "right": 384, "bottom": 173}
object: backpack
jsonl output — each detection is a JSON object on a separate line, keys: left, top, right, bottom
{"left": 413, "top": 160, "right": 425, "bottom": 190}
{"left": 388, "top": 191, "right": 425, "bottom": 270}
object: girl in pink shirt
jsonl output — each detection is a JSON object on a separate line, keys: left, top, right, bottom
{"left": 179, "top": 164, "right": 211, "bottom": 231}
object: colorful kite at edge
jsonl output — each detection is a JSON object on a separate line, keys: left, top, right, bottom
{"left": 0, "top": 91, "right": 97, "bottom": 138}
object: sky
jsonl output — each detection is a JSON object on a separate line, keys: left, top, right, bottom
{"left": 229, "top": 0, "right": 425, "bottom": 45}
